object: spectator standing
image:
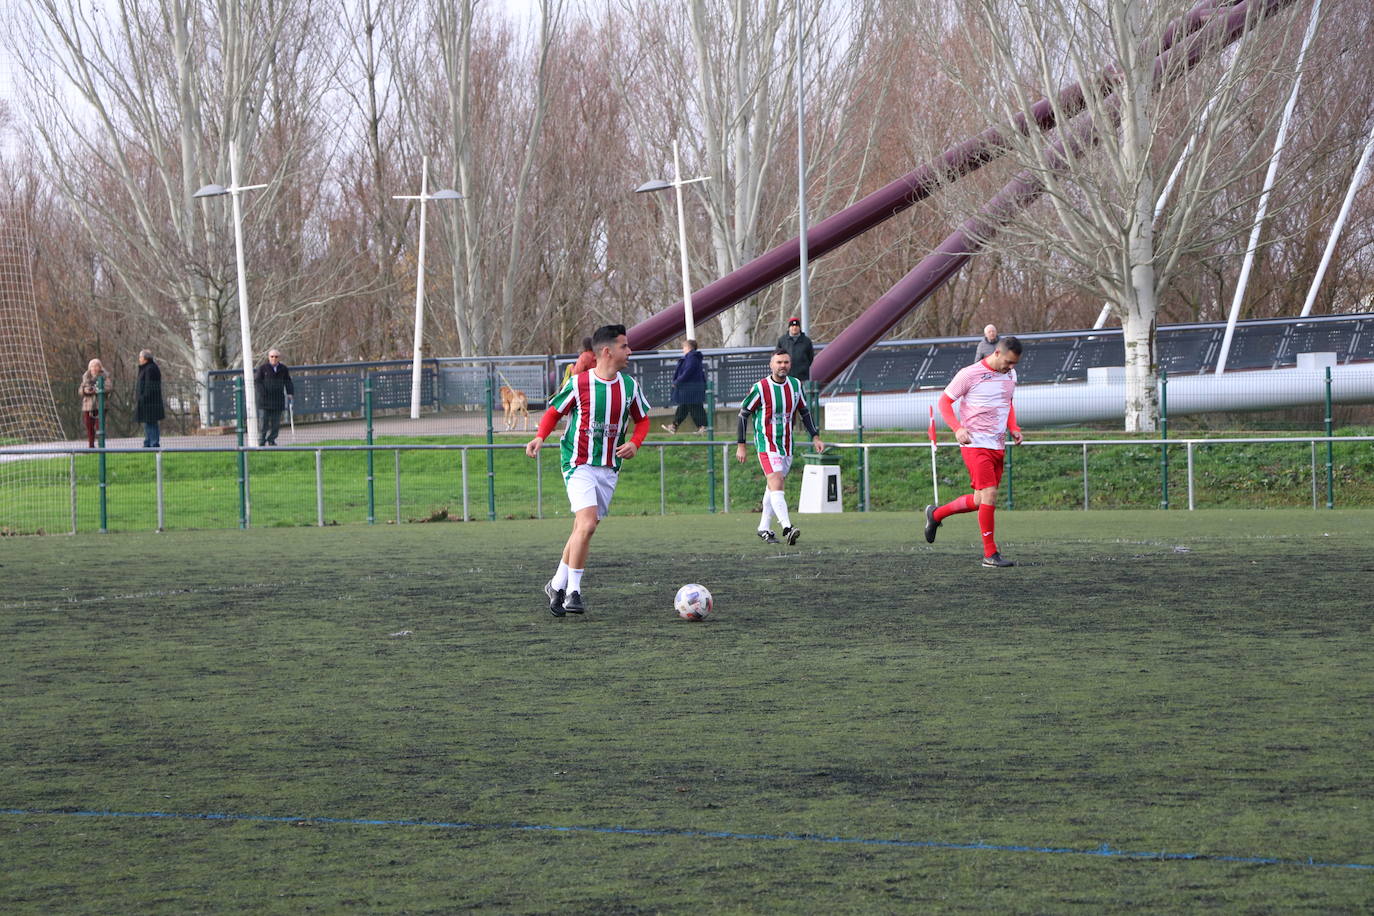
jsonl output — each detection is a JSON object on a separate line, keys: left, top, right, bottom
{"left": 564, "top": 337, "right": 596, "bottom": 386}
{"left": 974, "top": 324, "right": 1000, "bottom": 361}
{"left": 134, "top": 349, "right": 165, "bottom": 448}
{"left": 78, "top": 358, "right": 111, "bottom": 448}
{"left": 662, "top": 340, "right": 708, "bottom": 435}
{"left": 776, "top": 317, "right": 815, "bottom": 381}
{"left": 254, "top": 349, "right": 295, "bottom": 446}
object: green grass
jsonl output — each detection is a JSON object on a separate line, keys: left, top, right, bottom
{"left": 4, "top": 427, "right": 1374, "bottom": 534}
{"left": 2, "top": 511, "right": 1373, "bottom": 912}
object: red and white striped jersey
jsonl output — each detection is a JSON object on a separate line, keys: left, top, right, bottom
{"left": 740, "top": 375, "right": 807, "bottom": 456}
{"left": 943, "top": 358, "right": 1017, "bottom": 449}
{"left": 549, "top": 371, "right": 650, "bottom": 480}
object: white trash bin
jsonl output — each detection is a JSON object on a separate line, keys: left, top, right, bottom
{"left": 798, "top": 455, "right": 842, "bottom": 513}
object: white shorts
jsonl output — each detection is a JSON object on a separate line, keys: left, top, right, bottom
{"left": 566, "top": 464, "right": 619, "bottom": 519}
{"left": 757, "top": 451, "right": 793, "bottom": 477}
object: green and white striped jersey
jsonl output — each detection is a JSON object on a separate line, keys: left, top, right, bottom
{"left": 740, "top": 375, "right": 807, "bottom": 456}
{"left": 549, "top": 370, "right": 651, "bottom": 480}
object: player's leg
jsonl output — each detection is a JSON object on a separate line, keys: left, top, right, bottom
{"left": 559, "top": 466, "right": 616, "bottom": 612}
{"left": 765, "top": 456, "right": 801, "bottom": 544}
{"left": 969, "top": 451, "right": 1013, "bottom": 567}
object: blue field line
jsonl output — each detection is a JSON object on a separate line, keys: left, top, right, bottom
{"left": 3, "top": 807, "right": 1370, "bottom": 871}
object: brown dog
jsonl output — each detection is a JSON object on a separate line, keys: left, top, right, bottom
{"left": 500, "top": 385, "right": 530, "bottom": 431}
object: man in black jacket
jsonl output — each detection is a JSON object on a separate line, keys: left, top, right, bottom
{"left": 135, "top": 349, "right": 165, "bottom": 448}
{"left": 254, "top": 349, "right": 295, "bottom": 446}
{"left": 776, "top": 317, "right": 814, "bottom": 382}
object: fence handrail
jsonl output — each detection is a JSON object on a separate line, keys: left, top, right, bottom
{"left": 826, "top": 435, "right": 1374, "bottom": 448}
{"left": 0, "top": 439, "right": 746, "bottom": 458}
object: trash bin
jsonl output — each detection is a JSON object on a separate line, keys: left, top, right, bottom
{"left": 798, "top": 451, "right": 842, "bottom": 513}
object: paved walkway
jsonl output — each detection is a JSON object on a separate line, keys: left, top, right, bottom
{"left": 0, "top": 413, "right": 541, "bottom": 458}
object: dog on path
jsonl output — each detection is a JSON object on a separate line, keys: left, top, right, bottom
{"left": 500, "top": 385, "right": 530, "bottom": 431}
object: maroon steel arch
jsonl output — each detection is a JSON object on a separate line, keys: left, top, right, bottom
{"left": 626, "top": 0, "right": 1294, "bottom": 385}
{"left": 809, "top": 0, "right": 1298, "bottom": 385}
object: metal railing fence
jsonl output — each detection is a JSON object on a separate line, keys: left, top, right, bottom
{"left": 204, "top": 311, "right": 1374, "bottom": 425}
{"left": 2, "top": 434, "right": 1372, "bottom": 535}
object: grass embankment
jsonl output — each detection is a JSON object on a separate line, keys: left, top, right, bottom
{"left": 3, "top": 426, "right": 1372, "bottom": 534}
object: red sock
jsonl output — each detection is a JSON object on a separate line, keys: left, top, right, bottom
{"left": 933, "top": 493, "right": 976, "bottom": 522}
{"left": 978, "top": 503, "right": 998, "bottom": 556}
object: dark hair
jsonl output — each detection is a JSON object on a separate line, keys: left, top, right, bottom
{"left": 772, "top": 347, "right": 790, "bottom": 357}
{"left": 581, "top": 336, "right": 593, "bottom": 352}
{"left": 685, "top": 339, "right": 698, "bottom": 351}
{"left": 996, "top": 335, "right": 1023, "bottom": 355}
{"left": 591, "top": 324, "right": 626, "bottom": 352}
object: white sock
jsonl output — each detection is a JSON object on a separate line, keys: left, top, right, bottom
{"left": 769, "top": 489, "right": 792, "bottom": 530}
{"left": 568, "top": 568, "right": 585, "bottom": 593}
{"left": 758, "top": 493, "right": 775, "bottom": 531}
{"left": 552, "top": 561, "right": 570, "bottom": 589}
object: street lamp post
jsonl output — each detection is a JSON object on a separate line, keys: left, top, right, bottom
{"left": 394, "top": 156, "right": 463, "bottom": 420}
{"left": 635, "top": 141, "right": 710, "bottom": 341}
{"left": 795, "top": 0, "right": 811, "bottom": 335}
{"left": 194, "top": 141, "right": 268, "bottom": 447}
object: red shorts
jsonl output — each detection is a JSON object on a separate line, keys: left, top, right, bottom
{"left": 961, "top": 447, "right": 1005, "bottom": 490}
{"left": 757, "top": 452, "right": 793, "bottom": 477}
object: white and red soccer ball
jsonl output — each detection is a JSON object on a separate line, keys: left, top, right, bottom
{"left": 674, "top": 584, "right": 713, "bottom": 621}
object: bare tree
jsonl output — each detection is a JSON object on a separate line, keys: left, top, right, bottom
{"left": 924, "top": 0, "right": 1343, "bottom": 430}
{"left": 9, "top": 0, "right": 336, "bottom": 424}
{"left": 618, "top": 0, "right": 881, "bottom": 347}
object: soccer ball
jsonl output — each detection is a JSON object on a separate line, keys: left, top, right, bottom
{"left": 674, "top": 584, "right": 713, "bottom": 621}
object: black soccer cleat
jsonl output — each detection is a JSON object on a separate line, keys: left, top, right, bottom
{"left": 757, "top": 529, "right": 779, "bottom": 544}
{"left": 981, "top": 552, "right": 1016, "bottom": 568}
{"left": 923, "top": 505, "right": 941, "bottom": 543}
{"left": 544, "top": 580, "right": 566, "bottom": 617}
{"left": 563, "top": 590, "right": 586, "bottom": 614}
{"left": 783, "top": 526, "right": 801, "bottom": 545}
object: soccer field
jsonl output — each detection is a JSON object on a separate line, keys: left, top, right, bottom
{"left": 2, "top": 511, "right": 1372, "bottom": 912}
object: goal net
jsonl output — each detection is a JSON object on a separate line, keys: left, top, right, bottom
{"left": 0, "top": 182, "right": 69, "bottom": 535}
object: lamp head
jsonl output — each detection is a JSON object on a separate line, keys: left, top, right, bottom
{"left": 635, "top": 179, "right": 673, "bottom": 194}
{"left": 193, "top": 184, "right": 229, "bottom": 198}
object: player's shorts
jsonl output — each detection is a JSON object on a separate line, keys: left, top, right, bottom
{"left": 757, "top": 451, "right": 793, "bottom": 477}
{"left": 566, "top": 464, "right": 619, "bottom": 520}
{"left": 960, "top": 446, "right": 1005, "bottom": 490}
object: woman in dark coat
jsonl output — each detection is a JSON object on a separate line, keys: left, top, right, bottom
{"left": 134, "top": 349, "right": 166, "bottom": 448}
{"left": 662, "top": 340, "right": 708, "bottom": 434}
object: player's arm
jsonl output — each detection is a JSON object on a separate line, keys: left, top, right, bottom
{"left": 615, "top": 414, "right": 650, "bottom": 459}
{"left": 525, "top": 407, "right": 563, "bottom": 457}
{"left": 938, "top": 393, "right": 970, "bottom": 445}
{"left": 1007, "top": 402, "right": 1022, "bottom": 445}
{"left": 735, "top": 403, "right": 756, "bottom": 462}
{"left": 796, "top": 402, "right": 824, "bottom": 452}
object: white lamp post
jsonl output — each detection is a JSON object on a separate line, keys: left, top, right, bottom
{"left": 635, "top": 141, "right": 710, "bottom": 341}
{"left": 194, "top": 140, "right": 268, "bottom": 447}
{"left": 394, "top": 156, "right": 463, "bottom": 419}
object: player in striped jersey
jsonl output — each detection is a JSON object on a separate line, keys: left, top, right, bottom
{"left": 735, "top": 348, "right": 824, "bottom": 545}
{"left": 924, "top": 336, "right": 1023, "bottom": 567}
{"left": 526, "top": 324, "right": 650, "bottom": 616}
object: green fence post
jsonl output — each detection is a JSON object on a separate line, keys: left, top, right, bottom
{"left": 707, "top": 380, "right": 716, "bottom": 513}
{"left": 1324, "top": 366, "right": 1334, "bottom": 509}
{"left": 236, "top": 376, "right": 247, "bottom": 529}
{"left": 1160, "top": 369, "right": 1169, "bottom": 510}
{"left": 97, "top": 375, "right": 108, "bottom": 533}
{"left": 855, "top": 380, "right": 865, "bottom": 511}
{"left": 365, "top": 376, "right": 375, "bottom": 524}
{"left": 485, "top": 375, "right": 496, "bottom": 521}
